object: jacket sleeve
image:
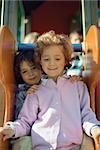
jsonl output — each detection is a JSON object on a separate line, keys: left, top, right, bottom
{"left": 14, "top": 93, "right": 39, "bottom": 138}
{"left": 77, "top": 81, "right": 100, "bottom": 136}
{"left": 15, "top": 89, "right": 26, "bottom": 120}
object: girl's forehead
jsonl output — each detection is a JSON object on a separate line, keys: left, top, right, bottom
{"left": 42, "top": 45, "right": 64, "bottom": 54}
{"left": 20, "top": 60, "right": 34, "bottom": 66}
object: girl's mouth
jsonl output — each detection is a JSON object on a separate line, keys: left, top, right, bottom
{"left": 48, "top": 68, "right": 57, "bottom": 70}
{"left": 29, "top": 76, "right": 36, "bottom": 80}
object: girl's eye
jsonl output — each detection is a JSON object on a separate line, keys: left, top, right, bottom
{"left": 31, "top": 66, "right": 36, "bottom": 70}
{"left": 44, "top": 58, "right": 49, "bottom": 61}
{"left": 21, "top": 70, "right": 27, "bottom": 74}
{"left": 56, "top": 58, "right": 60, "bottom": 61}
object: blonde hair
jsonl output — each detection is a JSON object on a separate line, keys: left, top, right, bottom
{"left": 23, "top": 32, "right": 40, "bottom": 43}
{"left": 36, "top": 30, "right": 73, "bottom": 66}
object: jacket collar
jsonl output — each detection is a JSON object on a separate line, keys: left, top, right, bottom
{"left": 41, "top": 74, "right": 69, "bottom": 86}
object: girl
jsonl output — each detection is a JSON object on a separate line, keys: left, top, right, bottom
{"left": 14, "top": 50, "right": 41, "bottom": 120}
{"left": 11, "top": 50, "right": 41, "bottom": 150}
{"left": 0, "top": 31, "right": 100, "bottom": 150}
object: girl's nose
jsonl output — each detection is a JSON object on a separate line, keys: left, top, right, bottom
{"left": 49, "top": 59, "right": 55, "bottom": 65}
{"left": 28, "top": 70, "right": 34, "bottom": 76}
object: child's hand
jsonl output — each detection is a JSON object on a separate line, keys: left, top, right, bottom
{"left": 91, "top": 126, "right": 100, "bottom": 149}
{"left": 27, "top": 85, "right": 39, "bottom": 94}
{"left": 0, "top": 125, "right": 15, "bottom": 141}
{"left": 69, "top": 75, "right": 82, "bottom": 83}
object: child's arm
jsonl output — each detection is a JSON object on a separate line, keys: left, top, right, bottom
{"left": 0, "top": 94, "right": 38, "bottom": 140}
{"left": 78, "top": 82, "right": 100, "bottom": 148}
{"left": 11, "top": 94, "right": 38, "bottom": 138}
{"left": 91, "top": 126, "right": 100, "bottom": 149}
{"left": 0, "top": 122, "right": 15, "bottom": 141}
{"left": 27, "top": 84, "right": 39, "bottom": 94}
{"left": 68, "top": 75, "right": 82, "bottom": 83}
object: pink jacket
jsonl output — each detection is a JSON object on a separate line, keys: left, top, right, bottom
{"left": 13, "top": 76, "right": 100, "bottom": 149}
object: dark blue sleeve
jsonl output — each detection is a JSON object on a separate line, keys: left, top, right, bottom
{"left": 14, "top": 89, "right": 26, "bottom": 120}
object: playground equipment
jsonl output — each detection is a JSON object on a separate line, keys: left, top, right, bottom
{"left": 0, "top": 25, "right": 100, "bottom": 149}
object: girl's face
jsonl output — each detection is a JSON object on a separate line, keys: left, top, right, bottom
{"left": 41, "top": 45, "right": 66, "bottom": 81}
{"left": 70, "top": 33, "right": 80, "bottom": 44}
{"left": 20, "top": 61, "right": 41, "bottom": 85}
